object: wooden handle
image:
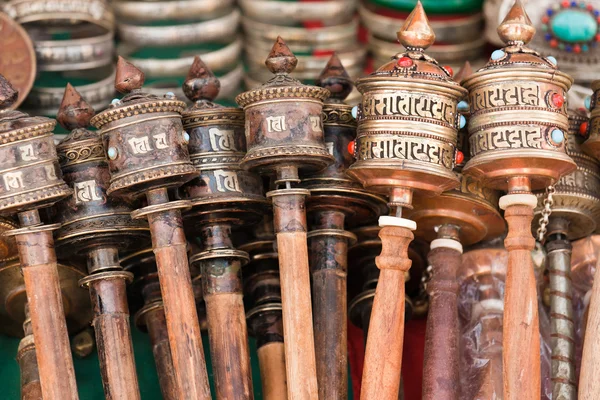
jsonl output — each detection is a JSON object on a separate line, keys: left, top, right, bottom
{"left": 17, "top": 230, "right": 79, "bottom": 400}
{"left": 147, "top": 208, "right": 211, "bottom": 400}
{"left": 579, "top": 263, "right": 600, "bottom": 399}
{"left": 144, "top": 305, "right": 178, "bottom": 400}
{"left": 360, "top": 225, "right": 413, "bottom": 400}
{"left": 17, "top": 316, "right": 42, "bottom": 400}
{"left": 204, "top": 293, "right": 254, "bottom": 400}
{"left": 310, "top": 229, "right": 349, "bottom": 400}
{"left": 88, "top": 276, "right": 141, "bottom": 400}
{"left": 258, "top": 342, "right": 288, "bottom": 400}
{"left": 272, "top": 190, "right": 319, "bottom": 400}
{"left": 422, "top": 245, "right": 461, "bottom": 400}
{"left": 503, "top": 204, "right": 540, "bottom": 400}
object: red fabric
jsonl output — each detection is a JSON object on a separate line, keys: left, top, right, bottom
{"left": 347, "top": 318, "right": 427, "bottom": 400}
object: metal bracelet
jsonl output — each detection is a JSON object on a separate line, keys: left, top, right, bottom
{"left": 117, "top": 9, "right": 240, "bottom": 47}
{"left": 118, "top": 37, "right": 242, "bottom": 78}
{"left": 241, "top": 16, "right": 357, "bottom": 44}
{"left": 244, "top": 33, "right": 357, "bottom": 54}
{"left": 239, "top": 0, "right": 356, "bottom": 26}
{"left": 112, "top": 0, "right": 234, "bottom": 22}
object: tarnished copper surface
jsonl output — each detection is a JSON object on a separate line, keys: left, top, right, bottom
{"left": 0, "top": 13, "right": 36, "bottom": 109}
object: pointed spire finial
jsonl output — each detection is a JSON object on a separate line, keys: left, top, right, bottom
{"left": 182, "top": 56, "right": 221, "bottom": 103}
{"left": 316, "top": 54, "right": 353, "bottom": 102}
{"left": 57, "top": 83, "right": 95, "bottom": 131}
{"left": 397, "top": 1, "right": 435, "bottom": 50}
{"left": 454, "top": 61, "right": 473, "bottom": 83}
{"left": 265, "top": 36, "right": 298, "bottom": 75}
{"left": 0, "top": 74, "right": 18, "bottom": 110}
{"left": 115, "top": 56, "right": 145, "bottom": 94}
{"left": 497, "top": 0, "right": 535, "bottom": 45}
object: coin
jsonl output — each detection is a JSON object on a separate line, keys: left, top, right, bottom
{"left": 0, "top": 13, "right": 36, "bottom": 109}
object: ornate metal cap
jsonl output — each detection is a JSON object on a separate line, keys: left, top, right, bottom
{"left": 235, "top": 37, "right": 333, "bottom": 175}
{"left": 0, "top": 74, "right": 71, "bottom": 214}
{"left": 462, "top": 1, "right": 575, "bottom": 191}
{"left": 316, "top": 54, "right": 353, "bottom": 105}
{"left": 90, "top": 57, "right": 197, "bottom": 197}
{"left": 55, "top": 84, "right": 149, "bottom": 253}
{"left": 180, "top": 57, "right": 267, "bottom": 230}
{"left": 347, "top": 2, "right": 467, "bottom": 199}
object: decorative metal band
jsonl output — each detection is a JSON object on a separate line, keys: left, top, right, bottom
{"left": 131, "top": 200, "right": 192, "bottom": 220}
{"left": 112, "top": 0, "right": 234, "bottom": 22}
{"left": 79, "top": 271, "right": 134, "bottom": 288}
{"left": 116, "top": 9, "right": 240, "bottom": 47}
{"left": 57, "top": 138, "right": 105, "bottom": 167}
{"left": 108, "top": 163, "right": 197, "bottom": 195}
{"left": 0, "top": 121, "right": 55, "bottom": 144}
{"left": 56, "top": 213, "right": 149, "bottom": 241}
{"left": 243, "top": 145, "right": 332, "bottom": 162}
{"left": 182, "top": 109, "right": 244, "bottom": 129}
{"left": 91, "top": 100, "right": 186, "bottom": 128}
{"left": 189, "top": 152, "right": 244, "bottom": 167}
{"left": 34, "top": 31, "right": 114, "bottom": 71}
{"left": 134, "top": 300, "right": 164, "bottom": 329}
{"left": 239, "top": 0, "right": 356, "bottom": 24}
{"left": 0, "top": 183, "right": 71, "bottom": 213}
{"left": 4, "top": 0, "right": 115, "bottom": 32}
{"left": 236, "top": 86, "right": 329, "bottom": 108}
{"left": 246, "top": 304, "right": 283, "bottom": 321}
{"left": 189, "top": 249, "right": 249, "bottom": 263}
{"left": 4, "top": 222, "right": 62, "bottom": 237}
{"left": 322, "top": 104, "right": 356, "bottom": 128}
{"left": 307, "top": 229, "right": 357, "bottom": 245}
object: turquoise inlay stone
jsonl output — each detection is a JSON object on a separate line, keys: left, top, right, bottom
{"left": 351, "top": 106, "right": 358, "bottom": 119}
{"left": 585, "top": 96, "right": 592, "bottom": 110}
{"left": 459, "top": 115, "right": 467, "bottom": 129}
{"left": 583, "top": 44, "right": 590, "bottom": 51}
{"left": 165, "top": 91, "right": 175, "bottom": 97}
{"left": 551, "top": 10, "right": 597, "bottom": 43}
{"left": 457, "top": 100, "right": 469, "bottom": 112}
{"left": 107, "top": 147, "right": 118, "bottom": 160}
{"left": 551, "top": 129, "right": 564, "bottom": 144}
{"left": 183, "top": 131, "right": 190, "bottom": 143}
{"left": 111, "top": 98, "right": 120, "bottom": 105}
{"left": 491, "top": 49, "right": 505, "bottom": 60}
{"left": 547, "top": 56, "right": 557, "bottom": 65}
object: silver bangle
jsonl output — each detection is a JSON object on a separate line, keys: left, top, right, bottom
{"left": 33, "top": 31, "right": 114, "bottom": 71}
{"left": 145, "top": 63, "right": 244, "bottom": 101}
{"left": 241, "top": 16, "right": 357, "bottom": 44}
{"left": 112, "top": 0, "right": 234, "bottom": 22}
{"left": 239, "top": 0, "right": 356, "bottom": 25}
{"left": 359, "top": 3, "right": 483, "bottom": 44}
{"left": 244, "top": 33, "right": 357, "bottom": 54}
{"left": 117, "top": 8, "right": 240, "bottom": 47}
{"left": 22, "top": 69, "right": 115, "bottom": 116}
{"left": 3, "top": 0, "right": 115, "bottom": 32}
{"left": 118, "top": 37, "right": 242, "bottom": 78}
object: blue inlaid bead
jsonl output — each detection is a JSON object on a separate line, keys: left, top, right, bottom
{"left": 566, "top": 45, "right": 573, "bottom": 52}
{"left": 585, "top": 96, "right": 592, "bottom": 110}
{"left": 491, "top": 49, "right": 505, "bottom": 60}
{"left": 583, "top": 44, "right": 590, "bottom": 51}
{"left": 571, "top": 1, "right": 577, "bottom": 7}
{"left": 595, "top": 9, "right": 600, "bottom": 16}
{"left": 459, "top": 115, "right": 467, "bottom": 129}
{"left": 183, "top": 132, "right": 190, "bottom": 143}
{"left": 457, "top": 100, "right": 469, "bottom": 112}
{"left": 551, "top": 129, "right": 564, "bottom": 144}
{"left": 547, "top": 56, "right": 558, "bottom": 65}
{"left": 351, "top": 106, "right": 358, "bottom": 119}
{"left": 551, "top": 9, "right": 598, "bottom": 43}
{"left": 545, "top": 33, "right": 553, "bottom": 41}
{"left": 107, "top": 147, "right": 118, "bottom": 160}
{"left": 547, "top": 8, "right": 554, "bottom": 16}
{"left": 111, "top": 98, "right": 120, "bottom": 105}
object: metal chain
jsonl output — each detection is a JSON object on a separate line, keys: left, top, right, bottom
{"left": 536, "top": 185, "right": 555, "bottom": 242}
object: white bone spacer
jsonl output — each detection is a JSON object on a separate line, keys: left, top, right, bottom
{"left": 379, "top": 215, "right": 417, "bottom": 230}
{"left": 430, "top": 238, "right": 463, "bottom": 254}
{"left": 498, "top": 193, "right": 537, "bottom": 210}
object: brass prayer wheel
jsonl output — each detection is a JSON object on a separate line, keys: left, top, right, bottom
{"left": 583, "top": 80, "right": 600, "bottom": 160}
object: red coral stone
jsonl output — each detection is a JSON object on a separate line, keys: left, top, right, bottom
{"left": 580, "top": 121, "right": 589, "bottom": 136}
{"left": 455, "top": 151, "right": 464, "bottom": 165}
{"left": 443, "top": 65, "right": 453, "bottom": 76}
{"left": 552, "top": 93, "right": 565, "bottom": 108}
{"left": 348, "top": 140, "right": 355, "bottom": 155}
{"left": 397, "top": 57, "right": 413, "bottom": 68}
{"left": 550, "top": 39, "right": 559, "bottom": 48}
{"left": 561, "top": 0, "right": 570, "bottom": 7}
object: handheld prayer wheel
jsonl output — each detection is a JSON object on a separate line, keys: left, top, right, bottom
{"left": 239, "top": 217, "right": 288, "bottom": 400}
{"left": 346, "top": 3, "right": 467, "bottom": 398}
{"left": 461, "top": 2, "right": 574, "bottom": 399}
{"left": 90, "top": 57, "right": 211, "bottom": 400}
{"left": 0, "top": 74, "right": 78, "bottom": 399}
{"left": 303, "top": 54, "right": 387, "bottom": 400}
{"left": 180, "top": 57, "right": 269, "bottom": 400}
{"left": 54, "top": 84, "right": 151, "bottom": 400}
{"left": 533, "top": 110, "right": 600, "bottom": 400}
{"left": 235, "top": 36, "right": 333, "bottom": 399}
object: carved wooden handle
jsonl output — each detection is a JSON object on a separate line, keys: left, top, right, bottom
{"left": 257, "top": 342, "right": 288, "bottom": 400}
{"left": 502, "top": 204, "right": 540, "bottom": 400}
{"left": 18, "top": 230, "right": 79, "bottom": 400}
{"left": 144, "top": 305, "right": 178, "bottom": 400}
{"left": 361, "top": 225, "right": 413, "bottom": 400}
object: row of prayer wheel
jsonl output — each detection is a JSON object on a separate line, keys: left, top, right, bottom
{"left": 3, "top": 1, "right": 600, "bottom": 399}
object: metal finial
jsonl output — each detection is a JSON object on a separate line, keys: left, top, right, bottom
{"left": 316, "top": 54, "right": 353, "bottom": 102}
{"left": 182, "top": 56, "right": 221, "bottom": 102}
{"left": 453, "top": 61, "right": 473, "bottom": 83}
{"left": 265, "top": 36, "right": 298, "bottom": 75}
{"left": 497, "top": 0, "right": 535, "bottom": 45}
{"left": 57, "top": 83, "right": 95, "bottom": 131}
{"left": 115, "top": 56, "right": 145, "bottom": 94}
{"left": 397, "top": 1, "right": 435, "bottom": 50}
{"left": 0, "top": 74, "right": 18, "bottom": 110}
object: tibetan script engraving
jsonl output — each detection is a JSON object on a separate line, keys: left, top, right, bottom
{"left": 153, "top": 133, "right": 169, "bottom": 149}
{"left": 128, "top": 136, "right": 152, "bottom": 154}
{"left": 74, "top": 180, "right": 103, "bottom": 204}
{"left": 18, "top": 144, "right": 37, "bottom": 161}
{"left": 357, "top": 136, "right": 453, "bottom": 169}
{"left": 362, "top": 92, "right": 456, "bottom": 125}
{"left": 214, "top": 170, "right": 241, "bottom": 192}
{"left": 310, "top": 116, "right": 323, "bottom": 133}
{"left": 470, "top": 83, "right": 540, "bottom": 112}
{"left": 209, "top": 128, "right": 236, "bottom": 151}
{"left": 44, "top": 165, "right": 57, "bottom": 180}
{"left": 469, "top": 126, "right": 543, "bottom": 157}
{"left": 266, "top": 116, "right": 286, "bottom": 133}
{"left": 3, "top": 172, "right": 23, "bottom": 191}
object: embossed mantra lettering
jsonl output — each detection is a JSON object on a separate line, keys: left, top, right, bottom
{"left": 74, "top": 180, "right": 103, "bottom": 204}
{"left": 266, "top": 116, "right": 286, "bottom": 133}
{"left": 128, "top": 133, "right": 172, "bottom": 155}
{"left": 357, "top": 136, "right": 453, "bottom": 168}
{"left": 362, "top": 92, "right": 456, "bottom": 125}
{"left": 214, "top": 170, "right": 241, "bottom": 192}
{"left": 18, "top": 144, "right": 38, "bottom": 162}
{"left": 470, "top": 127, "right": 542, "bottom": 156}
{"left": 209, "top": 128, "right": 236, "bottom": 151}
{"left": 3, "top": 171, "right": 24, "bottom": 191}
{"left": 470, "top": 83, "right": 540, "bottom": 112}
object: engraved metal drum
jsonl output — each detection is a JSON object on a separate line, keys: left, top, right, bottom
{"left": 583, "top": 79, "right": 600, "bottom": 160}
{"left": 534, "top": 111, "right": 600, "bottom": 240}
